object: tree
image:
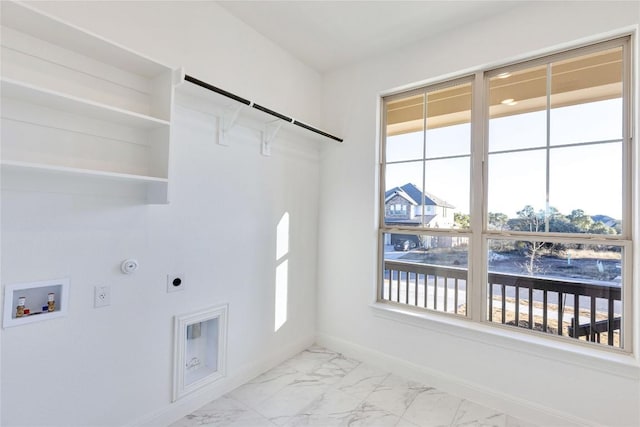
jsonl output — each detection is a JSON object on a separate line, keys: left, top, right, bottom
{"left": 589, "top": 221, "right": 615, "bottom": 235}
{"left": 614, "top": 221, "right": 622, "bottom": 235}
{"left": 454, "top": 213, "right": 470, "bottom": 229}
{"left": 509, "top": 205, "right": 575, "bottom": 233}
{"left": 511, "top": 205, "right": 544, "bottom": 233}
{"left": 547, "top": 207, "right": 576, "bottom": 236}
{"left": 568, "top": 209, "right": 593, "bottom": 232}
{"left": 488, "top": 212, "right": 509, "bottom": 231}
{"left": 488, "top": 212, "right": 511, "bottom": 252}
{"left": 511, "top": 206, "right": 546, "bottom": 275}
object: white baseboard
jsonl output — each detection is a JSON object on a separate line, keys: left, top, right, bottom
{"left": 316, "top": 333, "right": 596, "bottom": 427}
{"left": 127, "top": 335, "right": 315, "bottom": 427}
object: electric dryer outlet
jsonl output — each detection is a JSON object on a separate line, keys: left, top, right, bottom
{"left": 167, "top": 274, "right": 185, "bottom": 293}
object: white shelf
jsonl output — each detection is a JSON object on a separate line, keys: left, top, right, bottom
{"left": 1, "top": 78, "right": 170, "bottom": 130}
{"left": 1, "top": 1, "right": 168, "bottom": 78}
{"left": 0, "top": 1, "right": 177, "bottom": 204}
{"left": 1, "top": 160, "right": 169, "bottom": 184}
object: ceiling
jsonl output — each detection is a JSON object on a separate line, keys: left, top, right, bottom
{"left": 217, "top": 1, "right": 523, "bottom": 73}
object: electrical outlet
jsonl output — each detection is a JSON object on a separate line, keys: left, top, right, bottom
{"left": 94, "top": 285, "right": 111, "bottom": 308}
{"left": 167, "top": 274, "right": 185, "bottom": 293}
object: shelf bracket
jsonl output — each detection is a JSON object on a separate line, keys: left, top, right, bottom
{"left": 262, "top": 120, "right": 284, "bottom": 156}
{"left": 217, "top": 105, "right": 244, "bottom": 146}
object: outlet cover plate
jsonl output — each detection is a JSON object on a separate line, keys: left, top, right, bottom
{"left": 94, "top": 285, "right": 111, "bottom": 308}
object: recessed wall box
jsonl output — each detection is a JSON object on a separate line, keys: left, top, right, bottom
{"left": 173, "top": 304, "right": 228, "bottom": 401}
{"left": 3, "top": 278, "right": 70, "bottom": 328}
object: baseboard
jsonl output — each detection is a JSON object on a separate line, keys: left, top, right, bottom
{"left": 126, "top": 335, "right": 315, "bottom": 427}
{"left": 316, "top": 333, "right": 597, "bottom": 427}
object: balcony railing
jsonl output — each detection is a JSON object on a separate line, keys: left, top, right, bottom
{"left": 382, "top": 260, "right": 468, "bottom": 315}
{"left": 382, "top": 260, "right": 622, "bottom": 347}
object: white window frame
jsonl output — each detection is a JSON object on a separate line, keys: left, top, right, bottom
{"left": 378, "top": 35, "right": 634, "bottom": 353}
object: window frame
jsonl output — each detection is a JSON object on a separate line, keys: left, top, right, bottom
{"left": 377, "top": 35, "right": 634, "bottom": 353}
{"left": 379, "top": 75, "right": 475, "bottom": 232}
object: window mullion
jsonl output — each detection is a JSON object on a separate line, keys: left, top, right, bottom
{"left": 421, "top": 90, "right": 427, "bottom": 228}
{"left": 545, "top": 63, "right": 551, "bottom": 233}
{"left": 470, "top": 70, "right": 485, "bottom": 322}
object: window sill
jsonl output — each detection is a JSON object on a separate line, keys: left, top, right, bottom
{"left": 370, "top": 301, "right": 640, "bottom": 380}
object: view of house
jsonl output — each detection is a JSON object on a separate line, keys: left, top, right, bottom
{"left": 384, "top": 183, "right": 456, "bottom": 248}
{"left": 384, "top": 183, "right": 455, "bottom": 228}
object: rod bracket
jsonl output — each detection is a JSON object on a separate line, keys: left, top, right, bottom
{"left": 262, "top": 120, "right": 284, "bottom": 156}
{"left": 217, "top": 105, "right": 244, "bottom": 146}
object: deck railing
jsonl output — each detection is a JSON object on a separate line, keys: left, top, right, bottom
{"left": 382, "top": 260, "right": 622, "bottom": 347}
{"left": 382, "top": 260, "right": 468, "bottom": 314}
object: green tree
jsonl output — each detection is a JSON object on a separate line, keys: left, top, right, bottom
{"left": 614, "top": 221, "right": 622, "bottom": 234}
{"left": 488, "top": 212, "right": 509, "bottom": 231}
{"left": 547, "top": 207, "right": 576, "bottom": 234}
{"left": 568, "top": 209, "right": 593, "bottom": 232}
{"left": 487, "top": 212, "right": 512, "bottom": 252}
{"left": 454, "top": 213, "right": 470, "bottom": 229}
{"left": 509, "top": 205, "right": 574, "bottom": 233}
{"left": 589, "top": 221, "right": 615, "bottom": 235}
{"left": 511, "top": 205, "right": 544, "bottom": 232}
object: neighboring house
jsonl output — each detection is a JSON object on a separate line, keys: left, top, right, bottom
{"left": 384, "top": 183, "right": 456, "bottom": 248}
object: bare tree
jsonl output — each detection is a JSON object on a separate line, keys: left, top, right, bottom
{"left": 513, "top": 206, "right": 546, "bottom": 275}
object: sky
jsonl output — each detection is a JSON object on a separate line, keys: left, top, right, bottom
{"left": 385, "top": 98, "right": 623, "bottom": 220}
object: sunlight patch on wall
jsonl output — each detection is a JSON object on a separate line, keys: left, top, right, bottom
{"left": 276, "top": 212, "right": 290, "bottom": 260}
{"left": 274, "top": 260, "right": 289, "bottom": 332}
{"left": 274, "top": 212, "right": 290, "bottom": 331}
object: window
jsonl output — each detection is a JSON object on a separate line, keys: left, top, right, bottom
{"left": 379, "top": 37, "right": 632, "bottom": 351}
{"left": 382, "top": 78, "right": 473, "bottom": 315}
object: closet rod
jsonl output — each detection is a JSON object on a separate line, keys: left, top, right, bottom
{"left": 184, "top": 74, "right": 343, "bottom": 143}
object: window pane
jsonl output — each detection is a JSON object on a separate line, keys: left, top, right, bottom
{"left": 549, "top": 143, "right": 622, "bottom": 233}
{"left": 385, "top": 81, "right": 472, "bottom": 230}
{"left": 487, "top": 149, "right": 546, "bottom": 220}
{"left": 382, "top": 232, "right": 468, "bottom": 315}
{"left": 384, "top": 162, "right": 423, "bottom": 227}
{"left": 550, "top": 99, "right": 622, "bottom": 146}
{"left": 425, "top": 83, "right": 471, "bottom": 158}
{"left": 489, "top": 111, "right": 546, "bottom": 153}
{"left": 487, "top": 239, "right": 623, "bottom": 349}
{"left": 550, "top": 47, "right": 623, "bottom": 146}
{"left": 385, "top": 161, "right": 422, "bottom": 191}
{"left": 425, "top": 124, "right": 470, "bottom": 158}
{"left": 386, "top": 132, "right": 423, "bottom": 163}
{"left": 385, "top": 94, "right": 425, "bottom": 162}
{"left": 489, "top": 65, "right": 547, "bottom": 152}
{"left": 424, "top": 157, "right": 469, "bottom": 228}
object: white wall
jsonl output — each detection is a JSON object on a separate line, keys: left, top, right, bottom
{"left": 1, "top": 2, "right": 323, "bottom": 426}
{"left": 29, "top": 0, "right": 323, "bottom": 126}
{"left": 318, "top": 1, "right": 640, "bottom": 426}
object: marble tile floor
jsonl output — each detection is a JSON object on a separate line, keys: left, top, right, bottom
{"left": 171, "top": 345, "right": 537, "bottom": 427}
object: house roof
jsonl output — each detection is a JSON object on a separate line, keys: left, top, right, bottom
{"left": 384, "top": 187, "right": 418, "bottom": 205}
{"left": 385, "top": 183, "right": 455, "bottom": 209}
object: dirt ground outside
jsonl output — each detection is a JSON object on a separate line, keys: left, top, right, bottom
{"left": 400, "top": 246, "right": 621, "bottom": 283}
